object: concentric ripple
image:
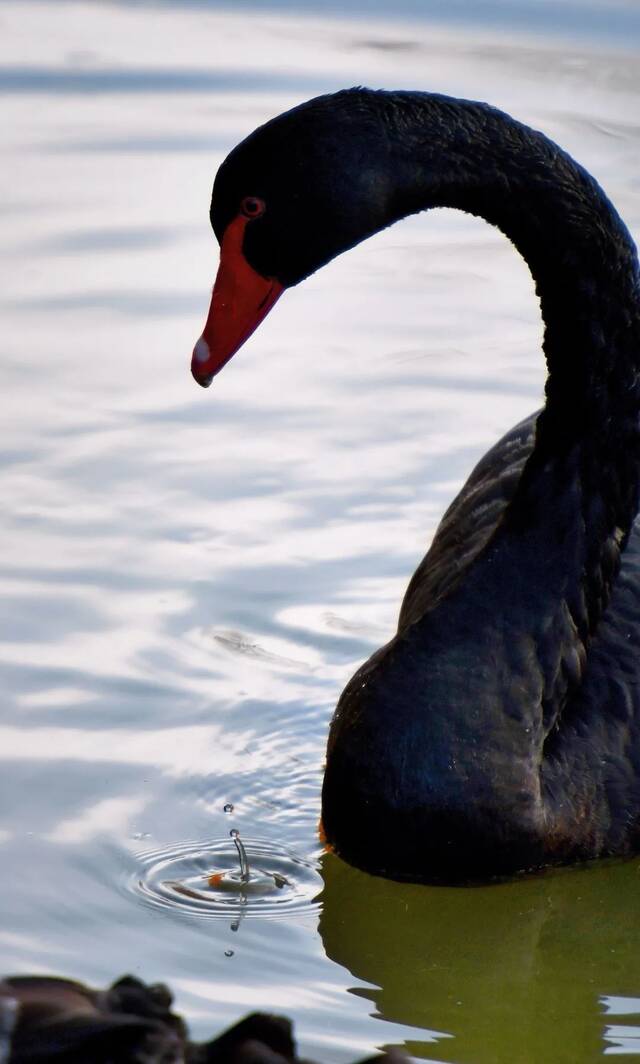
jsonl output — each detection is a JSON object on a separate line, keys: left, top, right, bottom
{"left": 130, "top": 836, "right": 323, "bottom": 919}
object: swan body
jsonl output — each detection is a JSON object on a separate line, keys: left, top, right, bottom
{"left": 191, "top": 89, "right": 640, "bottom": 883}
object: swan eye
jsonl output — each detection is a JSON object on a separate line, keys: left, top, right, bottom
{"left": 240, "top": 196, "right": 266, "bottom": 219}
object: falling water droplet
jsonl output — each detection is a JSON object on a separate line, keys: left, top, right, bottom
{"left": 223, "top": 803, "right": 234, "bottom": 814}
{"left": 224, "top": 949, "right": 234, "bottom": 957}
{"left": 230, "top": 831, "right": 251, "bottom": 882}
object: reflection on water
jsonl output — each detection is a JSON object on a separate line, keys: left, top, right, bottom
{"left": 602, "top": 997, "right": 640, "bottom": 1056}
{"left": 0, "top": 66, "right": 337, "bottom": 94}
{"left": 1, "top": 1, "right": 640, "bottom": 1062}
{"left": 320, "top": 855, "right": 640, "bottom": 1062}
{"left": 141, "top": 0, "right": 640, "bottom": 48}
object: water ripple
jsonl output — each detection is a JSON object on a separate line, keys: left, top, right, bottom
{"left": 130, "top": 836, "right": 323, "bottom": 920}
{"left": 0, "top": 65, "right": 337, "bottom": 95}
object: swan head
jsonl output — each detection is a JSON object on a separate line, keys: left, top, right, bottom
{"left": 191, "top": 89, "right": 398, "bottom": 386}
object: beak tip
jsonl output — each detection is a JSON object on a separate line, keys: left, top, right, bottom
{"left": 192, "top": 371, "right": 213, "bottom": 388}
{"left": 191, "top": 363, "right": 214, "bottom": 388}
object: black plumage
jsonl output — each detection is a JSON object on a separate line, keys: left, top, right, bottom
{"left": 205, "top": 88, "right": 640, "bottom": 883}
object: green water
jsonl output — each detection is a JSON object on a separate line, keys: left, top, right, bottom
{"left": 321, "top": 856, "right": 640, "bottom": 1060}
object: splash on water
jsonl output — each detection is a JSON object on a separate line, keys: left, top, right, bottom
{"left": 130, "top": 836, "right": 322, "bottom": 920}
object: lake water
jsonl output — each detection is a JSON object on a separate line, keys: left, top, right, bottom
{"left": 2, "top": 2, "right": 640, "bottom": 1061}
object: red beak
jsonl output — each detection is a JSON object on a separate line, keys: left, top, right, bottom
{"left": 191, "top": 214, "right": 284, "bottom": 387}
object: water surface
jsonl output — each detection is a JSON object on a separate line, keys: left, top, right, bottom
{"left": 2, "top": 2, "right": 640, "bottom": 1061}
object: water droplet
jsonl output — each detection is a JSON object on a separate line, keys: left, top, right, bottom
{"left": 132, "top": 832, "right": 151, "bottom": 841}
{"left": 224, "top": 949, "right": 234, "bottom": 957}
{"left": 230, "top": 920, "right": 240, "bottom": 932}
{"left": 230, "top": 831, "right": 251, "bottom": 882}
{"left": 223, "top": 803, "right": 234, "bottom": 814}
{"left": 131, "top": 837, "right": 322, "bottom": 919}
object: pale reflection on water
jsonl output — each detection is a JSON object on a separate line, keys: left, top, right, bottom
{"left": 1, "top": 2, "right": 640, "bottom": 1062}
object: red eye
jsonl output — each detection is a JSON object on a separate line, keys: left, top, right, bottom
{"left": 240, "top": 196, "right": 266, "bottom": 219}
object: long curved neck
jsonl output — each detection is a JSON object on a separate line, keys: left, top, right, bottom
{"left": 382, "top": 93, "right": 640, "bottom": 626}
{"left": 384, "top": 93, "right": 640, "bottom": 437}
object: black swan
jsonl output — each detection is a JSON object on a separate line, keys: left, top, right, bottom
{"left": 190, "top": 89, "right": 640, "bottom": 883}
